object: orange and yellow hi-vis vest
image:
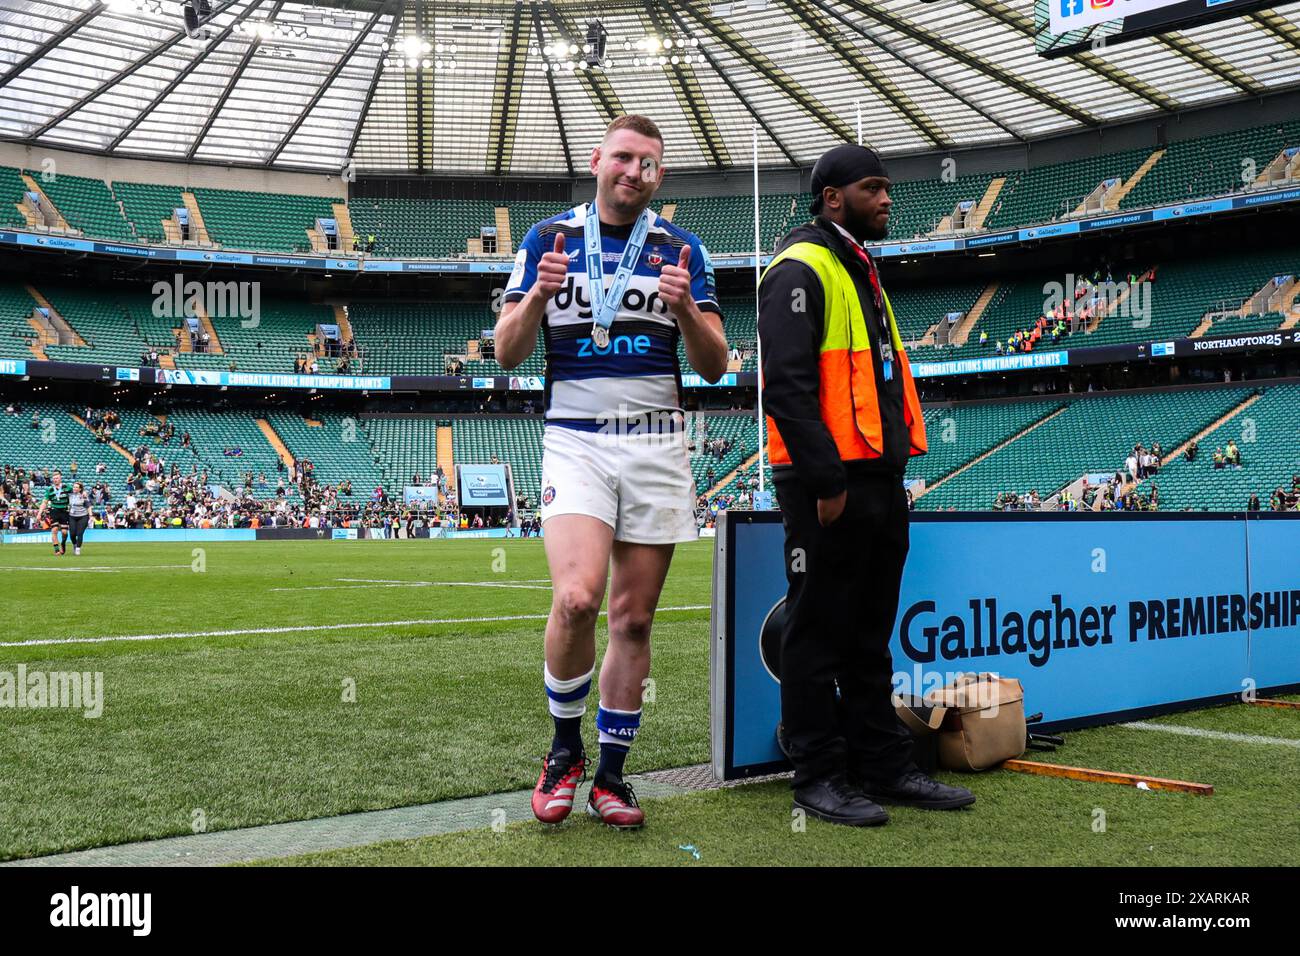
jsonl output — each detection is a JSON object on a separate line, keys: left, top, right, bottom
{"left": 761, "top": 240, "right": 927, "bottom": 466}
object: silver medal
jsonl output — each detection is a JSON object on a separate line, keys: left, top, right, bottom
{"left": 591, "top": 323, "right": 610, "bottom": 348}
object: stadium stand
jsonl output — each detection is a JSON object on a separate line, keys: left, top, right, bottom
{"left": 365, "top": 417, "right": 448, "bottom": 497}
{"left": 5, "top": 122, "right": 1297, "bottom": 260}
{"left": 0, "top": 403, "right": 137, "bottom": 500}
{"left": 38, "top": 286, "right": 154, "bottom": 367}
{"left": 1120, "top": 119, "right": 1300, "bottom": 210}
{"left": 982, "top": 148, "right": 1150, "bottom": 229}
{"left": 1136, "top": 383, "right": 1300, "bottom": 511}
{"left": 25, "top": 170, "right": 133, "bottom": 242}
{"left": 891, "top": 280, "right": 987, "bottom": 345}
{"left": 189, "top": 187, "right": 336, "bottom": 254}
{"left": 907, "top": 400, "right": 1066, "bottom": 489}
{"left": 350, "top": 301, "right": 540, "bottom": 376}
{"left": 114, "top": 180, "right": 187, "bottom": 244}
{"left": 347, "top": 197, "right": 500, "bottom": 258}
{"left": 665, "top": 192, "right": 803, "bottom": 253}
{"left": 688, "top": 415, "right": 759, "bottom": 493}
{"left": 919, "top": 245, "right": 1300, "bottom": 360}
{"left": 886, "top": 170, "right": 1004, "bottom": 238}
{"left": 265, "top": 412, "right": 386, "bottom": 495}
{"left": 452, "top": 416, "right": 544, "bottom": 504}
{"left": 0, "top": 283, "right": 39, "bottom": 360}
{"left": 1205, "top": 312, "right": 1288, "bottom": 336}
{"left": 915, "top": 386, "right": 1254, "bottom": 511}
{"left": 201, "top": 299, "right": 335, "bottom": 374}
{"left": 1, "top": 166, "right": 29, "bottom": 228}
{"left": 114, "top": 406, "right": 284, "bottom": 495}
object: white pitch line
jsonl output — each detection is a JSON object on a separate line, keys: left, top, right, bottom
{"left": 0, "top": 564, "right": 194, "bottom": 573}
{"left": 332, "top": 580, "right": 551, "bottom": 587}
{"left": 269, "top": 580, "right": 553, "bottom": 592}
{"left": 1124, "top": 721, "right": 1300, "bottom": 749}
{"left": 269, "top": 583, "right": 435, "bottom": 592}
{"left": 0, "top": 605, "right": 711, "bottom": 648}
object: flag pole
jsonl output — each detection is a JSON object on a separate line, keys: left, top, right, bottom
{"left": 753, "top": 123, "right": 766, "bottom": 496}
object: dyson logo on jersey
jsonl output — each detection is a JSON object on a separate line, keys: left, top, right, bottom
{"left": 576, "top": 333, "right": 653, "bottom": 357}
{"left": 554, "top": 275, "right": 668, "bottom": 318}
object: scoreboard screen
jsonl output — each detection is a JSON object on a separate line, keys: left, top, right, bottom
{"left": 1035, "top": 0, "right": 1276, "bottom": 58}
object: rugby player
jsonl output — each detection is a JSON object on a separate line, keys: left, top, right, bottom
{"left": 36, "top": 469, "right": 71, "bottom": 556}
{"left": 496, "top": 114, "right": 727, "bottom": 829}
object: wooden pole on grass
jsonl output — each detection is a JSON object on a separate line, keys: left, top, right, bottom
{"left": 1001, "top": 758, "right": 1213, "bottom": 795}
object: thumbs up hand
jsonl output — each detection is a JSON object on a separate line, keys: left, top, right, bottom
{"left": 535, "top": 231, "right": 571, "bottom": 300}
{"left": 658, "top": 243, "right": 694, "bottom": 320}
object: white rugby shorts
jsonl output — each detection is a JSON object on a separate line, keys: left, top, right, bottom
{"left": 539, "top": 424, "right": 699, "bottom": 544}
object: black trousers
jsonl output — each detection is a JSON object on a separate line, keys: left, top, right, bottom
{"left": 775, "top": 469, "right": 917, "bottom": 788}
{"left": 68, "top": 514, "right": 89, "bottom": 548}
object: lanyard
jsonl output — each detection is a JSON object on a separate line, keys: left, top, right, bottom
{"left": 583, "top": 202, "right": 655, "bottom": 348}
{"left": 847, "top": 240, "right": 896, "bottom": 381}
{"left": 848, "top": 241, "right": 886, "bottom": 320}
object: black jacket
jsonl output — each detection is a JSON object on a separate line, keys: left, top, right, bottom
{"left": 758, "top": 216, "right": 912, "bottom": 498}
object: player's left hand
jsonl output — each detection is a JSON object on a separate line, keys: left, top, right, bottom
{"left": 658, "top": 244, "right": 693, "bottom": 320}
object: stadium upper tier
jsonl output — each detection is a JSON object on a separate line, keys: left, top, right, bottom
{"left": 2, "top": 118, "right": 1297, "bottom": 256}
{"left": 5, "top": 238, "right": 1298, "bottom": 374}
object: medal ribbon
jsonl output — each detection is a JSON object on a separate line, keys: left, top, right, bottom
{"left": 583, "top": 201, "right": 655, "bottom": 341}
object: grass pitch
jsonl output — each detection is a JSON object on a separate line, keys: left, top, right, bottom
{"left": 2, "top": 539, "right": 1297, "bottom": 866}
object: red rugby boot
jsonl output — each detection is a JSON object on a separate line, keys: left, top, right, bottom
{"left": 531, "top": 748, "right": 587, "bottom": 824}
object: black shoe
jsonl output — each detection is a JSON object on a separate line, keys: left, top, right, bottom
{"left": 793, "top": 775, "right": 889, "bottom": 827}
{"left": 858, "top": 769, "right": 976, "bottom": 810}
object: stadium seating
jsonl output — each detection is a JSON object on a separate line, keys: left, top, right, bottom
{"left": 1120, "top": 120, "right": 1300, "bottom": 210}
{"left": 919, "top": 245, "right": 1300, "bottom": 361}
{"left": 205, "top": 299, "right": 333, "bottom": 374}
{"left": 0, "top": 403, "right": 137, "bottom": 500}
{"left": 347, "top": 197, "right": 499, "bottom": 258}
{"left": 26, "top": 170, "right": 133, "bottom": 242}
{"left": 1135, "top": 383, "right": 1300, "bottom": 511}
{"left": 688, "top": 415, "right": 759, "bottom": 493}
{"left": 983, "top": 149, "right": 1150, "bottom": 230}
{"left": 664, "top": 193, "right": 803, "bottom": 253}
{"left": 350, "top": 301, "right": 540, "bottom": 376}
{"left": 365, "top": 417, "right": 446, "bottom": 496}
{"left": 39, "top": 286, "right": 153, "bottom": 367}
{"left": 3, "top": 121, "right": 1296, "bottom": 261}
{"left": 1201, "top": 311, "right": 1286, "bottom": 337}
{"left": 114, "top": 181, "right": 187, "bottom": 244}
{"left": 113, "top": 406, "right": 284, "bottom": 496}
{"left": 0, "top": 166, "right": 28, "bottom": 229}
{"left": 907, "top": 400, "right": 1065, "bottom": 487}
{"left": 0, "top": 282, "right": 38, "bottom": 360}
{"left": 889, "top": 280, "right": 986, "bottom": 344}
{"left": 915, "top": 386, "right": 1253, "bottom": 510}
{"left": 885, "top": 171, "right": 1003, "bottom": 239}
{"left": 190, "top": 187, "right": 336, "bottom": 253}
{"left": 714, "top": 461, "right": 772, "bottom": 501}
{"left": 452, "top": 417, "right": 544, "bottom": 504}
{"left": 266, "top": 412, "right": 385, "bottom": 496}
{"left": 508, "top": 201, "right": 576, "bottom": 237}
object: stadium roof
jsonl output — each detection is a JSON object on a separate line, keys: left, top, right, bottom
{"left": 1, "top": 0, "right": 1298, "bottom": 175}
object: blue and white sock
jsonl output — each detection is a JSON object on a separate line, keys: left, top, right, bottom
{"left": 595, "top": 703, "right": 641, "bottom": 783}
{"left": 545, "top": 664, "right": 592, "bottom": 756}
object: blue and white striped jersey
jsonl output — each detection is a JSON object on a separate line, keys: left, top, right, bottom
{"left": 503, "top": 203, "right": 721, "bottom": 431}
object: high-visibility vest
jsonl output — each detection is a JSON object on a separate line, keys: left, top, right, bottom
{"left": 760, "top": 240, "right": 927, "bottom": 467}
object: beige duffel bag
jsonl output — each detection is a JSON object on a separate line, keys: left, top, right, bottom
{"left": 925, "top": 673, "right": 1027, "bottom": 771}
